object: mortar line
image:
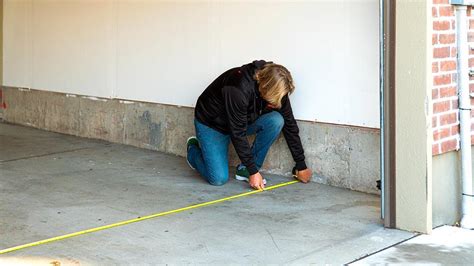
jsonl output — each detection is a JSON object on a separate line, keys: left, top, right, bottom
{"left": 0, "top": 147, "right": 92, "bottom": 163}
{"left": 0, "top": 180, "right": 299, "bottom": 255}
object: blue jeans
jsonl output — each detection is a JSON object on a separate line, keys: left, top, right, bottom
{"left": 187, "top": 111, "right": 284, "bottom": 186}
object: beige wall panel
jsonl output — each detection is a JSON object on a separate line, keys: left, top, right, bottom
{"left": 30, "top": 0, "right": 115, "bottom": 97}
{"left": 3, "top": 0, "right": 33, "bottom": 88}
{"left": 395, "top": 0, "right": 433, "bottom": 233}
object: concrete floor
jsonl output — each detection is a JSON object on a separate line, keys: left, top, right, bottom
{"left": 0, "top": 122, "right": 414, "bottom": 264}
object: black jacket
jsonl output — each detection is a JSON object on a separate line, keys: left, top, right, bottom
{"left": 195, "top": 60, "right": 307, "bottom": 175}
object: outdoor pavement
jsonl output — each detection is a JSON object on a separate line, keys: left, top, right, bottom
{"left": 3, "top": 121, "right": 465, "bottom": 265}
{"left": 352, "top": 225, "right": 474, "bottom": 265}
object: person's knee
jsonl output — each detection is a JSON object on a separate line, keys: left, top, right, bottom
{"left": 207, "top": 171, "right": 229, "bottom": 186}
{"left": 267, "top": 112, "right": 284, "bottom": 131}
{"left": 208, "top": 177, "right": 228, "bottom": 186}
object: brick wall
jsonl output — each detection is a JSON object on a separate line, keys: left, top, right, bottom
{"left": 432, "top": 0, "right": 474, "bottom": 155}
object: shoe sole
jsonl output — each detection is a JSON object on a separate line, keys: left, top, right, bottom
{"left": 235, "top": 174, "right": 267, "bottom": 185}
{"left": 186, "top": 157, "right": 196, "bottom": 171}
{"left": 186, "top": 136, "right": 197, "bottom": 171}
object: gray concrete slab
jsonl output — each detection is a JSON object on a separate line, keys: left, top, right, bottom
{"left": 0, "top": 122, "right": 413, "bottom": 264}
{"left": 0, "top": 122, "right": 100, "bottom": 162}
{"left": 352, "top": 226, "right": 474, "bottom": 265}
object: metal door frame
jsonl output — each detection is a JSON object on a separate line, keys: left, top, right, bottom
{"left": 380, "top": 0, "right": 396, "bottom": 228}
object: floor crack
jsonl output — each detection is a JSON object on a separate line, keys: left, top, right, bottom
{"left": 266, "top": 229, "right": 282, "bottom": 253}
{"left": 0, "top": 147, "right": 92, "bottom": 163}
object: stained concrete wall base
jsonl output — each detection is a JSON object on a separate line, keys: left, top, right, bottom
{"left": 1, "top": 87, "right": 381, "bottom": 194}
{"left": 432, "top": 149, "right": 474, "bottom": 227}
{"left": 432, "top": 151, "right": 461, "bottom": 227}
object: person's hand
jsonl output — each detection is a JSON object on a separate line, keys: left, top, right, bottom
{"left": 294, "top": 168, "right": 312, "bottom": 183}
{"left": 249, "top": 172, "right": 265, "bottom": 190}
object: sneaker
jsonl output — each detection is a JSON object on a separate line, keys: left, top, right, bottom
{"left": 235, "top": 164, "right": 267, "bottom": 185}
{"left": 186, "top": 136, "right": 199, "bottom": 170}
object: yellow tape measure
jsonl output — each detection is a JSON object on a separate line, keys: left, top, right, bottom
{"left": 0, "top": 180, "right": 299, "bottom": 255}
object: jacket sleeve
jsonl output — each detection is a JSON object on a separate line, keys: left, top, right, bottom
{"left": 278, "top": 95, "right": 307, "bottom": 170}
{"left": 222, "top": 86, "right": 259, "bottom": 175}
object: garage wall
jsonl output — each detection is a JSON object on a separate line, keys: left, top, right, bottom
{"left": 4, "top": 0, "right": 115, "bottom": 98}
{"left": 4, "top": 0, "right": 379, "bottom": 128}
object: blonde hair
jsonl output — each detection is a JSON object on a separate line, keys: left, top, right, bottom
{"left": 254, "top": 63, "right": 295, "bottom": 109}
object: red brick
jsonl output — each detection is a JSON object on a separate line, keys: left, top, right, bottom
{"left": 452, "top": 124, "right": 459, "bottom": 135}
{"left": 434, "top": 47, "right": 450, "bottom": 58}
{"left": 452, "top": 99, "right": 459, "bottom": 109}
{"left": 433, "top": 34, "right": 438, "bottom": 45}
{"left": 440, "top": 60, "right": 456, "bottom": 71}
{"left": 433, "top": 88, "right": 439, "bottom": 100}
{"left": 440, "top": 86, "right": 457, "bottom": 97}
{"left": 439, "top": 34, "right": 455, "bottom": 44}
{"left": 439, "top": 6, "right": 454, "bottom": 17}
{"left": 433, "top": 62, "right": 439, "bottom": 73}
{"left": 440, "top": 112, "right": 457, "bottom": 125}
{"left": 469, "top": 57, "right": 474, "bottom": 68}
{"left": 451, "top": 47, "right": 457, "bottom": 57}
{"left": 432, "top": 144, "right": 440, "bottom": 156}
{"left": 434, "top": 130, "right": 441, "bottom": 141}
{"left": 440, "top": 127, "right": 451, "bottom": 138}
{"left": 433, "top": 0, "right": 449, "bottom": 4}
{"left": 433, "top": 20, "right": 451, "bottom": 31}
{"left": 434, "top": 74, "right": 452, "bottom": 86}
{"left": 434, "top": 100, "right": 451, "bottom": 113}
{"left": 469, "top": 32, "right": 474, "bottom": 42}
{"left": 441, "top": 139, "right": 458, "bottom": 153}
{"left": 433, "top": 7, "right": 438, "bottom": 18}
{"left": 470, "top": 19, "right": 474, "bottom": 29}
{"left": 433, "top": 116, "right": 438, "bottom": 128}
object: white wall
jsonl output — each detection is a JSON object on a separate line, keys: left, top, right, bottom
{"left": 4, "top": 0, "right": 379, "bottom": 128}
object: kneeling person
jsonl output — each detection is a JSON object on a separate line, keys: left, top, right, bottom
{"left": 186, "top": 60, "right": 312, "bottom": 190}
